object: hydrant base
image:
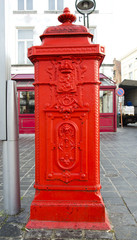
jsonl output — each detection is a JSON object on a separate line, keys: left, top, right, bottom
{"left": 26, "top": 218, "right": 110, "bottom": 230}
{"left": 26, "top": 199, "right": 111, "bottom": 230}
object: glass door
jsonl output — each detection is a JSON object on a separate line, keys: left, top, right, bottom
{"left": 18, "top": 89, "right": 35, "bottom": 134}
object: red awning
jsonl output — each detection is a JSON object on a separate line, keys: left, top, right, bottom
{"left": 11, "top": 74, "right": 34, "bottom": 80}
{"left": 99, "top": 73, "right": 110, "bottom": 79}
{"left": 11, "top": 73, "right": 115, "bottom": 84}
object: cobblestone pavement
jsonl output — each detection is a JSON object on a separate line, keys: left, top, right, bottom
{"left": 0, "top": 125, "right": 137, "bottom": 239}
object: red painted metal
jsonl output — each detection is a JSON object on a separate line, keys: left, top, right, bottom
{"left": 26, "top": 8, "right": 111, "bottom": 229}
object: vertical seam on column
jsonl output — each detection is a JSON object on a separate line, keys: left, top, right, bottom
{"left": 35, "top": 61, "right": 40, "bottom": 185}
{"left": 94, "top": 60, "right": 100, "bottom": 186}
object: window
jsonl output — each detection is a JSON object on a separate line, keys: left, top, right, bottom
{"left": 18, "top": 0, "right": 33, "bottom": 10}
{"left": 20, "top": 91, "right": 35, "bottom": 114}
{"left": 49, "top": 0, "right": 64, "bottom": 10}
{"left": 18, "top": 29, "right": 33, "bottom": 64}
{"left": 89, "top": 27, "right": 97, "bottom": 43}
{"left": 129, "top": 72, "right": 133, "bottom": 80}
{"left": 100, "top": 90, "right": 113, "bottom": 113}
{"left": 113, "top": 70, "right": 116, "bottom": 78}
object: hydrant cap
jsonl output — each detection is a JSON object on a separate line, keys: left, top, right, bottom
{"left": 58, "top": 7, "right": 76, "bottom": 23}
{"left": 40, "top": 7, "right": 93, "bottom": 45}
{"left": 41, "top": 7, "right": 91, "bottom": 35}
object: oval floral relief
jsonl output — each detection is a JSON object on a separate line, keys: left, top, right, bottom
{"left": 57, "top": 122, "right": 78, "bottom": 170}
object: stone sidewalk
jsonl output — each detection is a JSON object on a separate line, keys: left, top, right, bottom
{"left": 0, "top": 125, "right": 137, "bottom": 239}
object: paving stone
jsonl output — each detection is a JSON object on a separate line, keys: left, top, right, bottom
{"left": 120, "top": 191, "right": 136, "bottom": 198}
{"left": 101, "top": 191, "right": 119, "bottom": 198}
{"left": 84, "top": 230, "right": 114, "bottom": 239}
{"left": 24, "top": 229, "right": 53, "bottom": 239}
{"left": 0, "top": 238, "right": 8, "bottom": 240}
{"left": 0, "top": 223, "right": 21, "bottom": 237}
{"left": 0, "top": 216, "right": 7, "bottom": 227}
{"left": 108, "top": 212, "right": 136, "bottom": 226}
{"left": 102, "top": 197, "right": 123, "bottom": 206}
{"left": 132, "top": 210, "right": 137, "bottom": 222}
{"left": 7, "top": 210, "right": 29, "bottom": 224}
{"left": 114, "top": 225, "right": 137, "bottom": 240}
{"left": 54, "top": 229, "right": 83, "bottom": 239}
{"left": 23, "top": 238, "right": 51, "bottom": 240}
{"left": 101, "top": 185, "right": 116, "bottom": 192}
{"left": 107, "top": 205, "right": 130, "bottom": 214}
{"left": 54, "top": 239, "right": 75, "bottom": 240}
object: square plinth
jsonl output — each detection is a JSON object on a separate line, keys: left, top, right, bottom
{"left": 26, "top": 199, "right": 111, "bottom": 230}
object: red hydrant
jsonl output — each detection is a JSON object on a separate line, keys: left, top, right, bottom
{"left": 26, "top": 7, "right": 111, "bottom": 230}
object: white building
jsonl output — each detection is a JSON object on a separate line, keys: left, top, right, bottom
{"left": 9, "top": 0, "right": 114, "bottom": 76}
{"left": 121, "top": 48, "right": 137, "bottom": 81}
{"left": 9, "top": 0, "right": 117, "bottom": 134}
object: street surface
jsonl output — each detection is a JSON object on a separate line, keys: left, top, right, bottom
{"left": 0, "top": 125, "right": 137, "bottom": 239}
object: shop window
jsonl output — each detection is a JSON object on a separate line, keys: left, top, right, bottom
{"left": 18, "top": 29, "right": 33, "bottom": 64}
{"left": 18, "top": 0, "right": 33, "bottom": 10}
{"left": 100, "top": 90, "right": 113, "bottom": 113}
{"left": 49, "top": 0, "right": 64, "bottom": 10}
{"left": 20, "top": 91, "right": 35, "bottom": 114}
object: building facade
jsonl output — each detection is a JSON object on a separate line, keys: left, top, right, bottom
{"left": 10, "top": 0, "right": 116, "bottom": 133}
{"left": 10, "top": 0, "right": 114, "bottom": 71}
{"left": 121, "top": 48, "right": 137, "bottom": 81}
{"left": 113, "top": 58, "right": 121, "bottom": 85}
{"left": 118, "top": 48, "right": 137, "bottom": 125}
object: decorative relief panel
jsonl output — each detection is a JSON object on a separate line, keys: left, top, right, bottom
{"left": 55, "top": 94, "right": 80, "bottom": 113}
{"left": 45, "top": 112, "right": 88, "bottom": 183}
{"left": 46, "top": 57, "right": 88, "bottom": 87}
{"left": 44, "top": 57, "right": 90, "bottom": 114}
{"left": 43, "top": 57, "right": 90, "bottom": 184}
{"left": 57, "top": 59, "right": 76, "bottom": 93}
{"left": 57, "top": 122, "right": 78, "bottom": 170}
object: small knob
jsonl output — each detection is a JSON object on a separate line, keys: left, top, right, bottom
{"left": 63, "top": 7, "right": 70, "bottom": 14}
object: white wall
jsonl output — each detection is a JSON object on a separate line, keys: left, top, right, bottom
{"left": 121, "top": 48, "right": 137, "bottom": 81}
{"left": 11, "top": 0, "right": 136, "bottom": 75}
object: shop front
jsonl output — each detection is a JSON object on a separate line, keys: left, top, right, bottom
{"left": 100, "top": 74, "right": 117, "bottom": 132}
{"left": 11, "top": 73, "right": 116, "bottom": 133}
{"left": 12, "top": 74, "right": 35, "bottom": 134}
{"left": 100, "top": 86, "right": 116, "bottom": 132}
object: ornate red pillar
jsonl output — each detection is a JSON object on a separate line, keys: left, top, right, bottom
{"left": 26, "top": 8, "right": 111, "bottom": 230}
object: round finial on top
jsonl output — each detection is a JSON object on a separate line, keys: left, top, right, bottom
{"left": 63, "top": 7, "right": 70, "bottom": 14}
{"left": 58, "top": 7, "right": 76, "bottom": 23}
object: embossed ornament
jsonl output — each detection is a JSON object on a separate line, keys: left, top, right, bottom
{"left": 57, "top": 123, "right": 76, "bottom": 170}
{"left": 57, "top": 59, "right": 76, "bottom": 93}
{"left": 55, "top": 94, "right": 78, "bottom": 112}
